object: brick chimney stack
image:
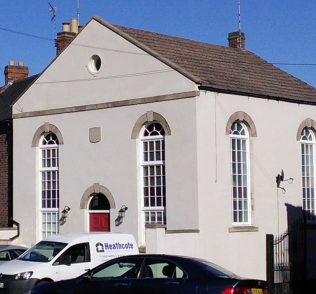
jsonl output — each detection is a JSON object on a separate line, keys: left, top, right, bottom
{"left": 228, "top": 31, "right": 245, "bottom": 49}
{"left": 55, "top": 19, "right": 80, "bottom": 55}
{"left": 4, "top": 60, "right": 29, "bottom": 85}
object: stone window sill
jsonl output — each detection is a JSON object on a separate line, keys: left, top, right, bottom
{"left": 228, "top": 226, "right": 258, "bottom": 233}
{"left": 144, "top": 225, "right": 200, "bottom": 234}
{"left": 0, "top": 227, "right": 17, "bottom": 231}
{"left": 145, "top": 224, "right": 166, "bottom": 229}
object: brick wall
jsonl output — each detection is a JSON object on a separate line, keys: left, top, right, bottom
{"left": 0, "top": 123, "right": 12, "bottom": 227}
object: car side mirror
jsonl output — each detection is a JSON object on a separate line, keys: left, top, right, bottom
{"left": 60, "top": 254, "right": 72, "bottom": 266}
{"left": 82, "top": 272, "right": 92, "bottom": 282}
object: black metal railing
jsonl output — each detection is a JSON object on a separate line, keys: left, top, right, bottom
{"left": 266, "top": 217, "right": 309, "bottom": 294}
{"left": 273, "top": 232, "right": 291, "bottom": 294}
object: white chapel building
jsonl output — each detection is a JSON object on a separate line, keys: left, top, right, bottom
{"left": 9, "top": 17, "right": 316, "bottom": 279}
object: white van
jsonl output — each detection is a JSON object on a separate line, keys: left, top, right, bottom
{"left": 0, "top": 233, "right": 138, "bottom": 293}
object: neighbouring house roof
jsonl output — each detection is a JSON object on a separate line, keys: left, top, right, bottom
{"left": 0, "top": 75, "right": 38, "bottom": 121}
{"left": 93, "top": 17, "right": 316, "bottom": 104}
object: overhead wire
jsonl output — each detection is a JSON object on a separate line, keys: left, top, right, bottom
{"left": 0, "top": 24, "right": 174, "bottom": 85}
{"left": 271, "top": 63, "right": 316, "bottom": 66}
{"left": 35, "top": 69, "right": 174, "bottom": 85}
{"left": 1, "top": 25, "right": 316, "bottom": 67}
{"left": 0, "top": 25, "right": 53, "bottom": 42}
{"left": 1, "top": 23, "right": 316, "bottom": 88}
{"left": 0, "top": 25, "right": 150, "bottom": 56}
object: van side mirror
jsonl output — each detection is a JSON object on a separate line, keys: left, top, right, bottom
{"left": 60, "top": 254, "right": 72, "bottom": 266}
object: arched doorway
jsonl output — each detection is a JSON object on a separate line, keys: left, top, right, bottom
{"left": 88, "top": 193, "right": 110, "bottom": 232}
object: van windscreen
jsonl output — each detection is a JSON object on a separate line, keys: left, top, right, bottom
{"left": 19, "top": 241, "right": 67, "bottom": 263}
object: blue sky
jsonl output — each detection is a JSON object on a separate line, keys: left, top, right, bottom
{"left": 1, "top": 0, "right": 316, "bottom": 87}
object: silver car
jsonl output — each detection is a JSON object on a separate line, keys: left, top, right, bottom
{"left": 0, "top": 245, "right": 27, "bottom": 264}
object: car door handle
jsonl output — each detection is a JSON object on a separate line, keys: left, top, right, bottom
{"left": 114, "top": 282, "right": 130, "bottom": 287}
{"left": 165, "top": 281, "right": 180, "bottom": 286}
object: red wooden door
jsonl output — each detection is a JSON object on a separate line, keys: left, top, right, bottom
{"left": 89, "top": 213, "right": 110, "bottom": 232}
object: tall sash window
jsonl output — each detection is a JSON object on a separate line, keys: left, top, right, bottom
{"left": 230, "top": 122, "right": 251, "bottom": 225}
{"left": 141, "top": 123, "right": 166, "bottom": 225}
{"left": 301, "top": 127, "right": 316, "bottom": 222}
{"left": 40, "top": 133, "right": 59, "bottom": 239}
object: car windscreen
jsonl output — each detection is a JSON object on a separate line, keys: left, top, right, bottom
{"left": 194, "top": 258, "right": 238, "bottom": 278}
{"left": 18, "top": 241, "right": 67, "bottom": 263}
{"left": 11, "top": 249, "right": 27, "bottom": 259}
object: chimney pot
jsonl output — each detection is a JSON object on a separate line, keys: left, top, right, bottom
{"left": 228, "top": 31, "right": 245, "bottom": 49}
{"left": 62, "top": 22, "right": 70, "bottom": 32}
{"left": 70, "top": 19, "right": 78, "bottom": 34}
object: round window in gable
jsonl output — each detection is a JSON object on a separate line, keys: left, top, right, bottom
{"left": 88, "top": 54, "right": 102, "bottom": 74}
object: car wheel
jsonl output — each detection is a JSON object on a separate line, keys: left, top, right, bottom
{"left": 35, "top": 280, "right": 55, "bottom": 294}
{"left": 36, "top": 280, "right": 51, "bottom": 286}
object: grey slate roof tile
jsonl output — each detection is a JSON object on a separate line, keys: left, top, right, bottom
{"left": 0, "top": 75, "right": 37, "bottom": 121}
{"left": 112, "top": 22, "right": 316, "bottom": 103}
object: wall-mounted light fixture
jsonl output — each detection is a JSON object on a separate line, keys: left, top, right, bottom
{"left": 276, "top": 169, "right": 294, "bottom": 193}
{"left": 115, "top": 205, "right": 128, "bottom": 226}
{"left": 59, "top": 206, "right": 71, "bottom": 225}
{"left": 118, "top": 205, "right": 128, "bottom": 218}
{"left": 276, "top": 169, "right": 294, "bottom": 235}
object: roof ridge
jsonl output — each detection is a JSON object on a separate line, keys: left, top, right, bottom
{"left": 115, "top": 24, "right": 233, "bottom": 51}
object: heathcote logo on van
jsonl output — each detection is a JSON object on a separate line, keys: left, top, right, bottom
{"left": 95, "top": 242, "right": 134, "bottom": 253}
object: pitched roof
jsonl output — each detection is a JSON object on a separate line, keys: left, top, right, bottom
{"left": 93, "top": 17, "right": 316, "bottom": 104}
{"left": 0, "top": 75, "right": 38, "bottom": 121}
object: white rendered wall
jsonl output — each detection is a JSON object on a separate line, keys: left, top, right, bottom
{"left": 13, "top": 88, "right": 314, "bottom": 278}
{"left": 145, "top": 91, "right": 310, "bottom": 280}
{"left": 13, "top": 97, "right": 198, "bottom": 247}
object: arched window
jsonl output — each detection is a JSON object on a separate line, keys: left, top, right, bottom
{"left": 141, "top": 123, "right": 166, "bottom": 225}
{"left": 39, "top": 132, "right": 59, "bottom": 239}
{"left": 300, "top": 127, "right": 316, "bottom": 222}
{"left": 89, "top": 194, "right": 110, "bottom": 211}
{"left": 230, "top": 121, "right": 251, "bottom": 225}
